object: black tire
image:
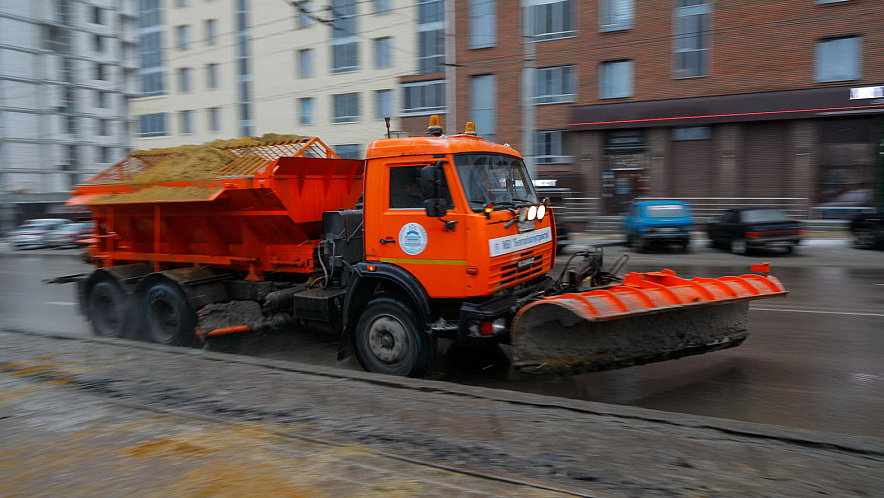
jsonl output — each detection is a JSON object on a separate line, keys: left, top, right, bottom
{"left": 681, "top": 240, "right": 691, "bottom": 253}
{"left": 87, "top": 280, "right": 129, "bottom": 338}
{"left": 638, "top": 236, "right": 651, "bottom": 254}
{"left": 784, "top": 244, "right": 795, "bottom": 254}
{"left": 853, "top": 229, "right": 876, "bottom": 250}
{"left": 354, "top": 297, "right": 436, "bottom": 377}
{"left": 141, "top": 281, "right": 196, "bottom": 346}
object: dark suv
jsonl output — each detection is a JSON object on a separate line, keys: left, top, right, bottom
{"left": 850, "top": 211, "right": 884, "bottom": 249}
{"left": 707, "top": 207, "right": 802, "bottom": 254}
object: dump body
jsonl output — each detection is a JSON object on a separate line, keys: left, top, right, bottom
{"left": 68, "top": 138, "right": 364, "bottom": 277}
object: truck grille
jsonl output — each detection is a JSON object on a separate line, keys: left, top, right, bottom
{"left": 490, "top": 248, "right": 546, "bottom": 290}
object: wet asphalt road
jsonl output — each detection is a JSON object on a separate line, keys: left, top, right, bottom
{"left": 1, "top": 239, "right": 883, "bottom": 438}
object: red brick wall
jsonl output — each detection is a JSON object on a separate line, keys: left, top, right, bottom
{"left": 441, "top": 0, "right": 883, "bottom": 145}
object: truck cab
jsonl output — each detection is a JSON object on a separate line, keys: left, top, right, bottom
{"left": 341, "top": 124, "right": 557, "bottom": 375}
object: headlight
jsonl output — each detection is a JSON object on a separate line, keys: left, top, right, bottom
{"left": 537, "top": 205, "right": 546, "bottom": 220}
{"left": 527, "top": 205, "right": 537, "bottom": 221}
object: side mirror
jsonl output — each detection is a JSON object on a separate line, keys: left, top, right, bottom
{"left": 420, "top": 161, "right": 448, "bottom": 218}
{"left": 420, "top": 161, "right": 445, "bottom": 199}
{"left": 424, "top": 198, "right": 448, "bottom": 218}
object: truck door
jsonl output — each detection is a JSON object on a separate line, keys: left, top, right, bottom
{"left": 368, "top": 163, "right": 467, "bottom": 298}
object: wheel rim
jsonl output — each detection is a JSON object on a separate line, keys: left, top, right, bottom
{"left": 149, "top": 297, "right": 179, "bottom": 343}
{"left": 856, "top": 230, "right": 874, "bottom": 248}
{"left": 731, "top": 240, "right": 746, "bottom": 254}
{"left": 367, "top": 315, "right": 410, "bottom": 365}
{"left": 92, "top": 288, "right": 121, "bottom": 336}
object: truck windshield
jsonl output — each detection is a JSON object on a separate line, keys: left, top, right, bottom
{"left": 453, "top": 153, "right": 538, "bottom": 211}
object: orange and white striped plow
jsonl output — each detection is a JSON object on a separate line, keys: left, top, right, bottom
{"left": 510, "top": 264, "right": 787, "bottom": 375}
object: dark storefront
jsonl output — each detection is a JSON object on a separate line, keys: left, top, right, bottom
{"left": 569, "top": 85, "right": 884, "bottom": 218}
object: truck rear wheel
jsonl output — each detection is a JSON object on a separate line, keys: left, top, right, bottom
{"left": 354, "top": 297, "right": 435, "bottom": 377}
{"left": 142, "top": 281, "right": 196, "bottom": 346}
{"left": 87, "top": 280, "right": 128, "bottom": 338}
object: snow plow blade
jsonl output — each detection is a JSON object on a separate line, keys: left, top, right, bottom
{"left": 511, "top": 266, "right": 787, "bottom": 375}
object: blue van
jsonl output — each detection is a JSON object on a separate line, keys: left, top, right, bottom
{"left": 622, "top": 200, "right": 694, "bottom": 252}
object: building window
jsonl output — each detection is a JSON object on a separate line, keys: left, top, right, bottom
{"left": 815, "top": 36, "right": 861, "bottom": 82}
{"left": 208, "top": 107, "right": 221, "bottom": 132}
{"left": 375, "top": 38, "right": 391, "bottom": 68}
{"left": 536, "top": 131, "right": 569, "bottom": 164}
{"left": 176, "top": 0, "right": 189, "bottom": 7}
{"left": 376, "top": 89, "right": 392, "bottom": 119}
{"left": 205, "top": 19, "right": 218, "bottom": 45}
{"left": 534, "top": 66, "right": 575, "bottom": 104}
{"left": 672, "top": 126, "right": 711, "bottom": 141}
{"left": 138, "top": 113, "right": 167, "bottom": 137}
{"left": 375, "top": 0, "right": 390, "bottom": 14}
{"left": 207, "top": 64, "right": 219, "bottom": 89}
{"left": 334, "top": 144, "right": 361, "bottom": 159}
{"left": 236, "top": 0, "right": 252, "bottom": 137}
{"left": 600, "top": 0, "right": 633, "bottom": 31}
{"left": 470, "top": 75, "right": 496, "bottom": 141}
{"left": 66, "top": 115, "right": 77, "bottom": 135}
{"left": 300, "top": 97, "right": 315, "bottom": 125}
{"left": 600, "top": 60, "right": 633, "bottom": 99}
{"left": 674, "top": 0, "right": 711, "bottom": 78}
{"left": 179, "top": 67, "right": 192, "bottom": 92}
{"left": 96, "top": 91, "right": 108, "bottom": 108}
{"left": 470, "top": 0, "right": 496, "bottom": 49}
{"left": 95, "top": 63, "right": 107, "bottom": 80}
{"left": 98, "top": 119, "right": 110, "bottom": 136}
{"left": 332, "top": 0, "right": 359, "bottom": 73}
{"left": 93, "top": 34, "right": 104, "bottom": 53}
{"left": 333, "top": 93, "right": 360, "bottom": 123}
{"left": 180, "top": 110, "right": 193, "bottom": 134}
{"left": 139, "top": 12, "right": 164, "bottom": 97}
{"left": 100, "top": 147, "right": 112, "bottom": 163}
{"left": 299, "top": 49, "right": 313, "bottom": 77}
{"left": 92, "top": 6, "right": 103, "bottom": 24}
{"left": 418, "top": 0, "right": 445, "bottom": 73}
{"left": 526, "top": 0, "right": 573, "bottom": 41}
{"left": 177, "top": 25, "right": 191, "bottom": 49}
{"left": 298, "top": 1, "right": 314, "bottom": 28}
{"left": 402, "top": 80, "right": 445, "bottom": 115}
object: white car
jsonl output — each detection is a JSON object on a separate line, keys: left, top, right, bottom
{"left": 6, "top": 219, "right": 72, "bottom": 250}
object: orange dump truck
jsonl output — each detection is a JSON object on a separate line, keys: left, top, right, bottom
{"left": 54, "top": 122, "right": 787, "bottom": 377}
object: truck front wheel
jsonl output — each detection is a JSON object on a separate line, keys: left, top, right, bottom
{"left": 354, "top": 297, "right": 435, "bottom": 377}
{"left": 141, "top": 281, "right": 196, "bottom": 346}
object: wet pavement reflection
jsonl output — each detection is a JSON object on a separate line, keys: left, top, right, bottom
{"left": 2, "top": 248, "right": 883, "bottom": 438}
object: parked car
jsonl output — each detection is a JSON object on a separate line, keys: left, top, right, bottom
{"left": 850, "top": 210, "right": 884, "bottom": 249}
{"left": 622, "top": 200, "right": 694, "bottom": 252}
{"left": 707, "top": 207, "right": 802, "bottom": 254}
{"left": 41, "top": 221, "right": 95, "bottom": 248}
{"left": 5, "top": 219, "right": 72, "bottom": 250}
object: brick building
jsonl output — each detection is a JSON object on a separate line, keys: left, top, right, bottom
{"left": 400, "top": 0, "right": 884, "bottom": 218}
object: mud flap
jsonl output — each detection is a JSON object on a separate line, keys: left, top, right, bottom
{"left": 511, "top": 301, "right": 750, "bottom": 375}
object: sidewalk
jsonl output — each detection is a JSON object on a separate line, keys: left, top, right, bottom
{"left": 1, "top": 330, "right": 881, "bottom": 497}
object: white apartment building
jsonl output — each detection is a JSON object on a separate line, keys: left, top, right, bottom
{"left": 0, "top": 0, "right": 137, "bottom": 230}
{"left": 130, "top": 0, "right": 424, "bottom": 158}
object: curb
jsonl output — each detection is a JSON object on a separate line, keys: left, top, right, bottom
{"left": 4, "top": 327, "right": 882, "bottom": 457}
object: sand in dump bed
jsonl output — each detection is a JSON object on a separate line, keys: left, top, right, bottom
{"left": 119, "top": 133, "right": 307, "bottom": 185}
{"left": 89, "top": 186, "right": 216, "bottom": 204}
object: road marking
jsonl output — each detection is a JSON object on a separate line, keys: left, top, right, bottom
{"left": 874, "top": 284, "right": 884, "bottom": 287}
{"left": 45, "top": 301, "right": 77, "bottom": 306}
{"left": 751, "top": 307, "right": 884, "bottom": 318}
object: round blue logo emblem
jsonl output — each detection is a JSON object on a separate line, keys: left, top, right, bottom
{"left": 398, "top": 222, "right": 428, "bottom": 255}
